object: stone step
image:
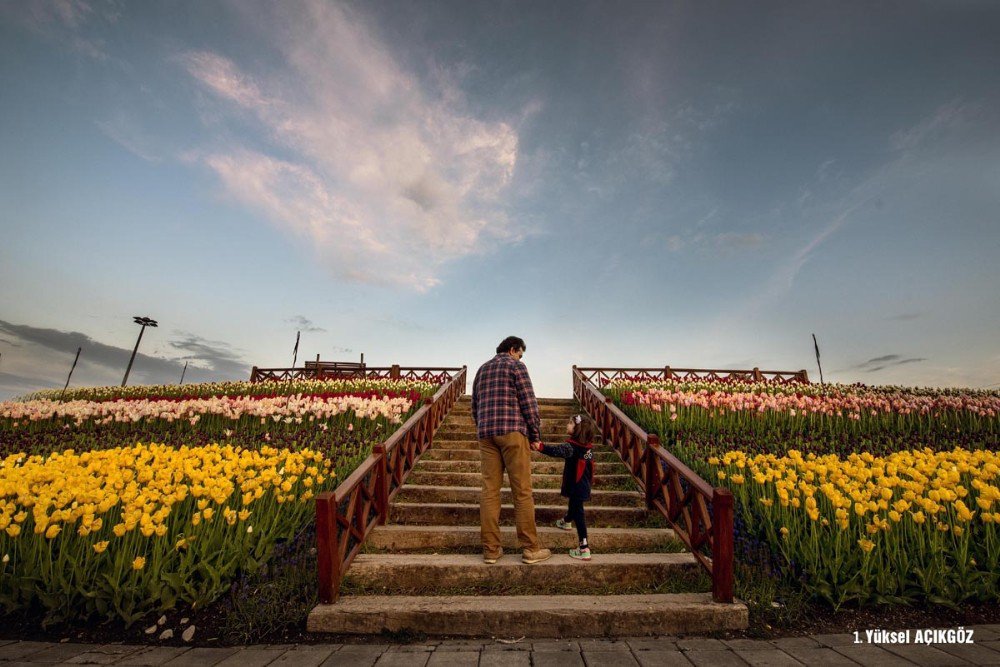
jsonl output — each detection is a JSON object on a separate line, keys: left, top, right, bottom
{"left": 389, "top": 502, "right": 650, "bottom": 528}
{"left": 456, "top": 396, "right": 577, "bottom": 407}
{"left": 367, "top": 525, "right": 682, "bottom": 553}
{"left": 406, "top": 471, "right": 636, "bottom": 490}
{"left": 431, "top": 436, "right": 606, "bottom": 448}
{"left": 421, "top": 448, "right": 620, "bottom": 462}
{"left": 434, "top": 428, "right": 579, "bottom": 440}
{"left": 414, "top": 460, "right": 626, "bottom": 475}
{"left": 307, "top": 593, "right": 749, "bottom": 637}
{"left": 395, "top": 485, "right": 645, "bottom": 508}
{"left": 341, "top": 553, "right": 699, "bottom": 595}
{"left": 447, "top": 407, "right": 579, "bottom": 418}
{"left": 443, "top": 416, "right": 583, "bottom": 428}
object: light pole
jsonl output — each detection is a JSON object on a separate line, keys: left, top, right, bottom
{"left": 122, "top": 316, "right": 158, "bottom": 387}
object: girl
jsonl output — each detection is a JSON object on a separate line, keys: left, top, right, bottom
{"left": 532, "top": 414, "right": 596, "bottom": 560}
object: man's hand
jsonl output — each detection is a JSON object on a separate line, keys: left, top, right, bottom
{"left": 530, "top": 441, "right": 543, "bottom": 452}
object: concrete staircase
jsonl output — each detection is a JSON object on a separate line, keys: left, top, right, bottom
{"left": 307, "top": 396, "right": 748, "bottom": 637}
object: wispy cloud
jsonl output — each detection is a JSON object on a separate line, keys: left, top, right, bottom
{"left": 284, "top": 316, "right": 326, "bottom": 333}
{"left": 851, "top": 354, "right": 927, "bottom": 373}
{"left": 4, "top": 0, "right": 115, "bottom": 61}
{"left": 713, "top": 232, "right": 764, "bottom": 252}
{"left": 167, "top": 332, "right": 248, "bottom": 377}
{"left": 889, "top": 100, "right": 976, "bottom": 153}
{"left": 721, "top": 98, "right": 975, "bottom": 326}
{"left": 95, "top": 113, "right": 162, "bottom": 162}
{"left": 178, "top": 0, "right": 526, "bottom": 292}
{"left": 653, "top": 230, "right": 764, "bottom": 255}
{"left": 888, "top": 312, "right": 923, "bottom": 321}
{"left": 0, "top": 320, "right": 247, "bottom": 398}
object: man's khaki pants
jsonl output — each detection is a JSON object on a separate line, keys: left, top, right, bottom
{"left": 479, "top": 431, "right": 541, "bottom": 556}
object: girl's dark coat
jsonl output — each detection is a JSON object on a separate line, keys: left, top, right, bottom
{"left": 539, "top": 439, "right": 594, "bottom": 501}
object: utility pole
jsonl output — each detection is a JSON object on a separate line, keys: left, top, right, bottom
{"left": 293, "top": 331, "right": 300, "bottom": 367}
{"left": 61, "top": 347, "right": 82, "bottom": 400}
{"left": 179, "top": 361, "right": 188, "bottom": 385}
{"left": 812, "top": 333, "right": 824, "bottom": 385}
{"left": 122, "top": 316, "right": 158, "bottom": 387}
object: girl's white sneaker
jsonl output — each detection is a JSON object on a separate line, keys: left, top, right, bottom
{"left": 569, "top": 547, "right": 592, "bottom": 561}
{"left": 555, "top": 518, "right": 573, "bottom": 531}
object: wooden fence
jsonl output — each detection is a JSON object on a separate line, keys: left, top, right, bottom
{"left": 577, "top": 366, "right": 809, "bottom": 387}
{"left": 250, "top": 365, "right": 462, "bottom": 384}
{"left": 573, "top": 366, "right": 738, "bottom": 602}
{"left": 314, "top": 366, "right": 467, "bottom": 603}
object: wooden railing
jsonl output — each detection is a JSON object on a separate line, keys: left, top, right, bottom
{"left": 314, "top": 366, "right": 467, "bottom": 603}
{"left": 250, "top": 365, "right": 463, "bottom": 384}
{"left": 577, "top": 366, "right": 809, "bottom": 386}
{"left": 573, "top": 366, "right": 735, "bottom": 603}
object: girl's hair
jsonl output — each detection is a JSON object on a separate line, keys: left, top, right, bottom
{"left": 570, "top": 413, "right": 598, "bottom": 444}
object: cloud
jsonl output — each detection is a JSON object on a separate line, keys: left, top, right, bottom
{"left": 888, "top": 312, "right": 923, "bottom": 321}
{"left": 852, "top": 354, "right": 927, "bottom": 373}
{"left": 889, "top": 100, "right": 976, "bottom": 153}
{"left": 716, "top": 97, "right": 980, "bottom": 330}
{"left": 665, "top": 235, "right": 685, "bottom": 252}
{"left": 652, "top": 230, "right": 763, "bottom": 255}
{"left": 0, "top": 319, "right": 248, "bottom": 398}
{"left": 0, "top": 371, "right": 61, "bottom": 397}
{"left": 4, "top": 0, "right": 114, "bottom": 61}
{"left": 167, "top": 332, "right": 248, "bottom": 377}
{"left": 178, "top": 1, "right": 525, "bottom": 292}
{"left": 284, "top": 316, "right": 326, "bottom": 333}
{"left": 95, "top": 114, "right": 162, "bottom": 162}
{"left": 713, "top": 232, "right": 764, "bottom": 251}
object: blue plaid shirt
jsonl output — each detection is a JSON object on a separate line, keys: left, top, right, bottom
{"left": 471, "top": 353, "right": 542, "bottom": 442}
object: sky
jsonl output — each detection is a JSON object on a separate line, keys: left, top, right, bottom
{"left": 1, "top": 0, "right": 999, "bottom": 400}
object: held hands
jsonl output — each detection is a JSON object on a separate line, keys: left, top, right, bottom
{"left": 530, "top": 441, "right": 543, "bottom": 452}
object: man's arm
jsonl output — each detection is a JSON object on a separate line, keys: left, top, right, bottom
{"left": 470, "top": 368, "right": 480, "bottom": 427}
{"left": 512, "top": 361, "right": 541, "bottom": 443}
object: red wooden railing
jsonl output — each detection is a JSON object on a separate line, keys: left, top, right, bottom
{"left": 577, "top": 366, "right": 809, "bottom": 387}
{"left": 314, "top": 366, "right": 467, "bottom": 603}
{"left": 573, "top": 366, "right": 736, "bottom": 603}
{"left": 250, "top": 365, "right": 462, "bottom": 384}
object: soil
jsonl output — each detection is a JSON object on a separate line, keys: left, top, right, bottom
{"left": 3, "top": 597, "right": 999, "bottom": 647}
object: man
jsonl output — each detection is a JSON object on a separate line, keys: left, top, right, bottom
{"left": 471, "top": 336, "right": 551, "bottom": 564}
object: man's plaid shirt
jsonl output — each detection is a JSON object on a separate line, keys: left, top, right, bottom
{"left": 471, "top": 353, "right": 542, "bottom": 442}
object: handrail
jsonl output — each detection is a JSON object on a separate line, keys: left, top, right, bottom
{"left": 250, "top": 365, "right": 464, "bottom": 383}
{"left": 573, "top": 365, "right": 735, "bottom": 603}
{"left": 314, "top": 366, "right": 467, "bottom": 603}
{"left": 576, "top": 366, "right": 809, "bottom": 386}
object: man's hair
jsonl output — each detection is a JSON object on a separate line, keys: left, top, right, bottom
{"left": 496, "top": 336, "right": 526, "bottom": 354}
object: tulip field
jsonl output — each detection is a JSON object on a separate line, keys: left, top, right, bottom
{"left": 604, "top": 377, "right": 1000, "bottom": 609}
{"left": 0, "top": 378, "right": 437, "bottom": 628}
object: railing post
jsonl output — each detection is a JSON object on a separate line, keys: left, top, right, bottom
{"left": 316, "top": 492, "right": 339, "bottom": 604}
{"left": 250, "top": 366, "right": 258, "bottom": 382}
{"left": 753, "top": 367, "right": 762, "bottom": 381}
{"left": 664, "top": 366, "right": 671, "bottom": 380}
{"left": 390, "top": 364, "right": 401, "bottom": 380}
{"left": 711, "top": 487, "right": 735, "bottom": 603}
{"left": 373, "top": 444, "right": 389, "bottom": 524}
{"left": 645, "top": 434, "right": 662, "bottom": 510}
{"left": 799, "top": 369, "right": 810, "bottom": 383}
